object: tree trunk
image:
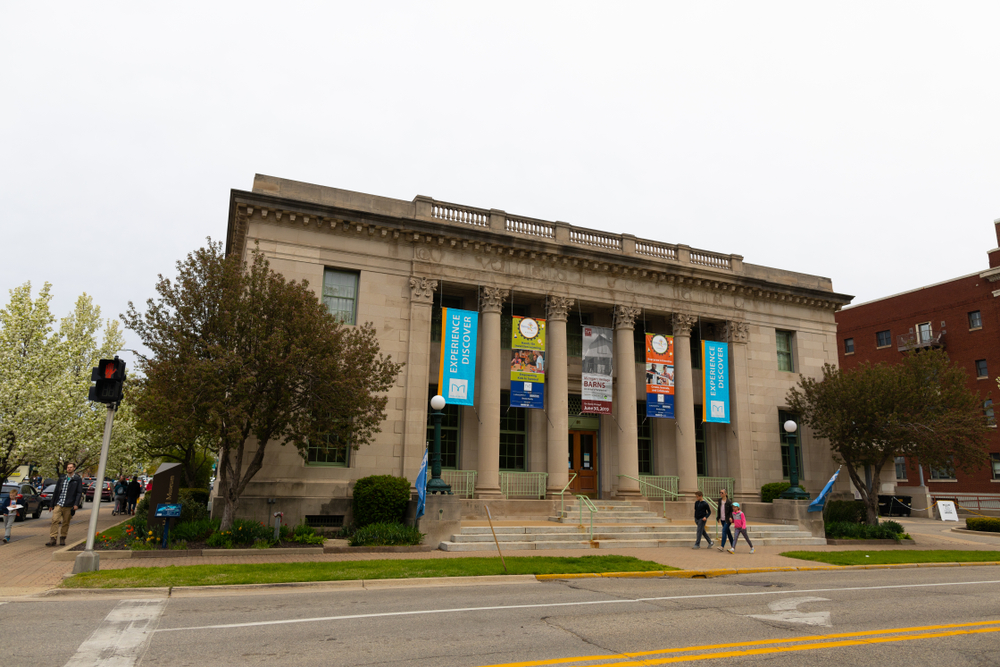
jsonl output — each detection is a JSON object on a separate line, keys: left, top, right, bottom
{"left": 220, "top": 492, "right": 238, "bottom": 531}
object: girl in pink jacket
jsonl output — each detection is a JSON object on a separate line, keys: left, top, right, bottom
{"left": 728, "top": 503, "right": 755, "bottom": 554}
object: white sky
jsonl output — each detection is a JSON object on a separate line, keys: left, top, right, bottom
{"left": 3, "top": 2, "right": 998, "bottom": 362}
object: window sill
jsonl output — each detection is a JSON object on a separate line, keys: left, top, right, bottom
{"left": 875, "top": 345, "right": 891, "bottom": 350}
{"left": 970, "top": 327, "right": 983, "bottom": 332}
{"left": 978, "top": 376, "right": 989, "bottom": 381}
{"left": 844, "top": 352, "right": 854, "bottom": 356}
{"left": 929, "top": 479, "right": 958, "bottom": 483}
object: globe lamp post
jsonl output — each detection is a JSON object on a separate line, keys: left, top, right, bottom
{"left": 779, "top": 420, "right": 810, "bottom": 500}
{"left": 427, "top": 395, "right": 452, "bottom": 495}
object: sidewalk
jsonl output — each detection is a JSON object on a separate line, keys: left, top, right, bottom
{"left": 1, "top": 514, "right": 997, "bottom": 599}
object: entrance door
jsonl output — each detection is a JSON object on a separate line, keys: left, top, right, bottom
{"left": 568, "top": 431, "right": 598, "bottom": 497}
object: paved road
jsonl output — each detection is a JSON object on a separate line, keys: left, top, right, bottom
{"left": 3, "top": 566, "right": 998, "bottom": 666}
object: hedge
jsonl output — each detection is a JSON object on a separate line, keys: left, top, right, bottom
{"left": 966, "top": 517, "right": 1000, "bottom": 533}
{"left": 826, "top": 520, "right": 906, "bottom": 541}
{"left": 761, "top": 482, "right": 790, "bottom": 503}
{"left": 352, "top": 475, "right": 411, "bottom": 528}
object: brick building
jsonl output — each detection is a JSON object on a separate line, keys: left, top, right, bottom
{"left": 835, "top": 219, "right": 1000, "bottom": 508}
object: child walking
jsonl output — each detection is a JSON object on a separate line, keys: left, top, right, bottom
{"left": 728, "top": 502, "right": 755, "bottom": 554}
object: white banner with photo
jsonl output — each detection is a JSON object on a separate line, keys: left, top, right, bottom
{"left": 581, "top": 325, "right": 613, "bottom": 414}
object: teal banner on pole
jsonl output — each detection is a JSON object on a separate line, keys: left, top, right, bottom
{"left": 702, "top": 340, "right": 730, "bottom": 423}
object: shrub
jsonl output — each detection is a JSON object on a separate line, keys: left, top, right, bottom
{"left": 206, "top": 530, "right": 234, "bottom": 548}
{"left": 352, "top": 475, "right": 411, "bottom": 528}
{"left": 824, "top": 500, "right": 867, "bottom": 524}
{"left": 180, "top": 488, "right": 210, "bottom": 508}
{"left": 169, "top": 518, "right": 219, "bottom": 543}
{"left": 826, "top": 520, "right": 907, "bottom": 541}
{"left": 966, "top": 517, "right": 1000, "bottom": 533}
{"left": 760, "top": 482, "right": 790, "bottom": 503}
{"left": 229, "top": 518, "right": 272, "bottom": 545}
{"left": 349, "top": 522, "right": 424, "bottom": 547}
{"left": 279, "top": 522, "right": 326, "bottom": 545}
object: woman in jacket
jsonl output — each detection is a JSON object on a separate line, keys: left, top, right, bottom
{"left": 715, "top": 488, "right": 734, "bottom": 552}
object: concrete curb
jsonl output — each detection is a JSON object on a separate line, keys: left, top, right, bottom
{"left": 535, "top": 561, "right": 1000, "bottom": 580}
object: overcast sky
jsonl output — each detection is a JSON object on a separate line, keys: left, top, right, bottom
{"left": 3, "top": 2, "right": 998, "bottom": 362}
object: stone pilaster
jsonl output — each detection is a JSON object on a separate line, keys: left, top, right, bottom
{"left": 724, "top": 321, "right": 754, "bottom": 499}
{"left": 614, "top": 305, "right": 642, "bottom": 497}
{"left": 545, "top": 296, "right": 573, "bottom": 496}
{"left": 475, "top": 286, "right": 507, "bottom": 498}
{"left": 673, "top": 312, "right": 699, "bottom": 497}
{"left": 403, "top": 277, "right": 438, "bottom": 479}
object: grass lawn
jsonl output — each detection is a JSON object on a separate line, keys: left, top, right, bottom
{"left": 64, "top": 555, "right": 673, "bottom": 589}
{"left": 781, "top": 550, "right": 1000, "bottom": 566}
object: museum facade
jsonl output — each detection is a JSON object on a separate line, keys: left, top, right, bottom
{"left": 224, "top": 174, "right": 851, "bottom": 527}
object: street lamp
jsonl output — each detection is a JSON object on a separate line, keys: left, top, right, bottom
{"left": 426, "top": 395, "right": 452, "bottom": 495}
{"left": 780, "top": 419, "right": 809, "bottom": 500}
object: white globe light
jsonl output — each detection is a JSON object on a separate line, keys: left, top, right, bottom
{"left": 783, "top": 420, "right": 797, "bottom": 434}
{"left": 430, "top": 395, "right": 446, "bottom": 411}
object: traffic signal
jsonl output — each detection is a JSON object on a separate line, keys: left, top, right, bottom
{"left": 88, "top": 356, "right": 127, "bottom": 404}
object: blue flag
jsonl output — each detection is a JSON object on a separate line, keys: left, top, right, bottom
{"left": 415, "top": 448, "right": 429, "bottom": 520}
{"left": 808, "top": 467, "right": 841, "bottom": 513}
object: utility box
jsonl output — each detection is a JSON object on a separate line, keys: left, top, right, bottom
{"left": 148, "top": 462, "right": 182, "bottom": 529}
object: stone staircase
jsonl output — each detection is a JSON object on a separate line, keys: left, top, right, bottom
{"left": 438, "top": 499, "right": 826, "bottom": 552}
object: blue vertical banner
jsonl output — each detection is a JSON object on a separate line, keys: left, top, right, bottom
{"left": 438, "top": 308, "right": 478, "bottom": 406}
{"left": 702, "top": 340, "right": 730, "bottom": 423}
{"left": 415, "top": 448, "right": 428, "bottom": 520}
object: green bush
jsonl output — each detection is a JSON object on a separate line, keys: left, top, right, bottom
{"left": 349, "top": 522, "right": 424, "bottom": 547}
{"left": 169, "top": 518, "right": 219, "bottom": 543}
{"left": 128, "top": 491, "right": 206, "bottom": 532}
{"left": 966, "top": 517, "right": 1000, "bottom": 533}
{"left": 826, "top": 520, "right": 907, "bottom": 541}
{"left": 206, "top": 530, "right": 234, "bottom": 548}
{"left": 824, "top": 500, "right": 867, "bottom": 524}
{"left": 760, "top": 482, "right": 791, "bottom": 503}
{"left": 180, "top": 488, "right": 210, "bottom": 508}
{"left": 230, "top": 518, "right": 272, "bottom": 545}
{"left": 279, "top": 522, "right": 326, "bottom": 545}
{"left": 352, "top": 475, "right": 411, "bottom": 528}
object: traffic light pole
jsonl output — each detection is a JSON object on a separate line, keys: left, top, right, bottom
{"left": 73, "top": 404, "right": 117, "bottom": 574}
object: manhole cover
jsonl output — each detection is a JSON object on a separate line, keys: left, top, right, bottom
{"left": 737, "top": 581, "right": 790, "bottom": 588}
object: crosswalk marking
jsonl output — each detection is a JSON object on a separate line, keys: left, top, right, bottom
{"left": 64, "top": 599, "right": 166, "bottom": 667}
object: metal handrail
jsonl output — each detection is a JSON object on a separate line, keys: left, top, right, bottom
{"left": 576, "top": 494, "right": 598, "bottom": 540}
{"left": 619, "top": 474, "right": 679, "bottom": 518}
{"left": 557, "top": 473, "right": 578, "bottom": 517}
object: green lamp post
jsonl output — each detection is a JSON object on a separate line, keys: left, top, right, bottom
{"left": 426, "top": 394, "right": 452, "bottom": 495}
{"left": 780, "top": 419, "right": 810, "bottom": 500}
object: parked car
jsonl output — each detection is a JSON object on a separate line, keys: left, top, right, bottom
{"left": 39, "top": 484, "right": 57, "bottom": 509}
{"left": 84, "top": 480, "right": 113, "bottom": 502}
{"left": 1, "top": 483, "right": 43, "bottom": 521}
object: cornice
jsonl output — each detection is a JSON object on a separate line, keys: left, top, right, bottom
{"left": 227, "top": 190, "right": 851, "bottom": 313}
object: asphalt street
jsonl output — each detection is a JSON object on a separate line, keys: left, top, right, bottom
{"left": 4, "top": 566, "right": 999, "bottom": 666}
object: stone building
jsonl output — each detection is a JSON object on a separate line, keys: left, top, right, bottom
{"left": 224, "top": 174, "right": 851, "bottom": 527}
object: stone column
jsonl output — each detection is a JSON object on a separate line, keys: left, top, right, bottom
{"left": 475, "top": 286, "right": 507, "bottom": 498}
{"left": 614, "top": 305, "right": 642, "bottom": 497}
{"left": 724, "top": 321, "right": 753, "bottom": 500}
{"left": 402, "top": 277, "right": 437, "bottom": 479}
{"left": 545, "top": 296, "right": 574, "bottom": 497}
{"left": 673, "top": 313, "right": 699, "bottom": 497}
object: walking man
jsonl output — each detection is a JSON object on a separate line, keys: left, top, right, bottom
{"left": 46, "top": 463, "right": 83, "bottom": 547}
{"left": 1, "top": 486, "right": 18, "bottom": 544}
{"left": 692, "top": 490, "right": 714, "bottom": 549}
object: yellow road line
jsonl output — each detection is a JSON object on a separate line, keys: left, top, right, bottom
{"left": 476, "top": 619, "right": 1000, "bottom": 667}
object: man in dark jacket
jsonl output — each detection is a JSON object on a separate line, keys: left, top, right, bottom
{"left": 692, "top": 491, "right": 714, "bottom": 549}
{"left": 46, "top": 463, "right": 83, "bottom": 547}
{"left": 126, "top": 476, "right": 141, "bottom": 515}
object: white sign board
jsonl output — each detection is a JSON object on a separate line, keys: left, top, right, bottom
{"left": 936, "top": 500, "right": 959, "bottom": 522}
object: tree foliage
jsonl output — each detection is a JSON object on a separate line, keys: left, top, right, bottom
{"left": 0, "top": 282, "right": 143, "bottom": 482}
{"left": 124, "top": 240, "right": 403, "bottom": 530}
{"left": 786, "top": 349, "right": 991, "bottom": 524}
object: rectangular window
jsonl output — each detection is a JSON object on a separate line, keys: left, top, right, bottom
{"left": 430, "top": 296, "right": 464, "bottom": 343}
{"left": 306, "top": 433, "right": 350, "bottom": 466}
{"left": 976, "top": 359, "right": 988, "bottom": 379}
{"left": 779, "top": 410, "right": 804, "bottom": 480}
{"left": 776, "top": 330, "right": 794, "bottom": 372}
{"left": 695, "top": 404, "right": 706, "bottom": 476}
{"left": 499, "top": 390, "right": 526, "bottom": 470}
{"left": 992, "top": 454, "right": 1000, "bottom": 480}
{"left": 929, "top": 460, "right": 955, "bottom": 480}
{"left": 969, "top": 310, "right": 983, "bottom": 330}
{"left": 844, "top": 338, "right": 854, "bottom": 354}
{"left": 567, "top": 313, "right": 592, "bottom": 357}
{"left": 916, "top": 322, "right": 933, "bottom": 343}
{"left": 895, "top": 456, "right": 907, "bottom": 481}
{"left": 426, "top": 387, "right": 460, "bottom": 469}
{"left": 323, "top": 269, "right": 358, "bottom": 325}
{"left": 986, "top": 399, "right": 996, "bottom": 427}
{"left": 689, "top": 327, "right": 702, "bottom": 370}
{"left": 637, "top": 402, "right": 652, "bottom": 475}
{"left": 876, "top": 330, "right": 891, "bottom": 348}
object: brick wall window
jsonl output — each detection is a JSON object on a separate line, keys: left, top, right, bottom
{"left": 969, "top": 310, "right": 983, "bottom": 330}
{"left": 916, "top": 322, "right": 933, "bottom": 343}
{"left": 844, "top": 337, "right": 854, "bottom": 354}
{"left": 895, "top": 456, "right": 907, "bottom": 481}
{"left": 992, "top": 454, "right": 1000, "bottom": 480}
{"left": 637, "top": 402, "right": 652, "bottom": 475}
{"left": 776, "top": 330, "right": 794, "bottom": 372}
{"left": 975, "top": 359, "right": 988, "bottom": 379}
{"left": 876, "top": 330, "right": 891, "bottom": 348}
{"left": 323, "top": 269, "right": 358, "bottom": 325}
{"left": 930, "top": 459, "right": 955, "bottom": 480}
{"left": 986, "top": 399, "right": 996, "bottom": 427}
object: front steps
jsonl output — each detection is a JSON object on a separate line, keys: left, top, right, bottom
{"left": 438, "top": 500, "right": 826, "bottom": 551}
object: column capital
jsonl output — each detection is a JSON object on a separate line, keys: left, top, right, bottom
{"left": 479, "top": 286, "right": 508, "bottom": 314}
{"left": 613, "top": 305, "right": 642, "bottom": 330}
{"left": 546, "top": 295, "right": 575, "bottom": 322}
{"left": 723, "top": 321, "right": 750, "bottom": 344}
{"left": 672, "top": 313, "right": 698, "bottom": 337}
{"left": 409, "top": 276, "right": 438, "bottom": 304}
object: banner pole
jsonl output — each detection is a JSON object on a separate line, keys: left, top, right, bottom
{"left": 485, "top": 506, "right": 507, "bottom": 573}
